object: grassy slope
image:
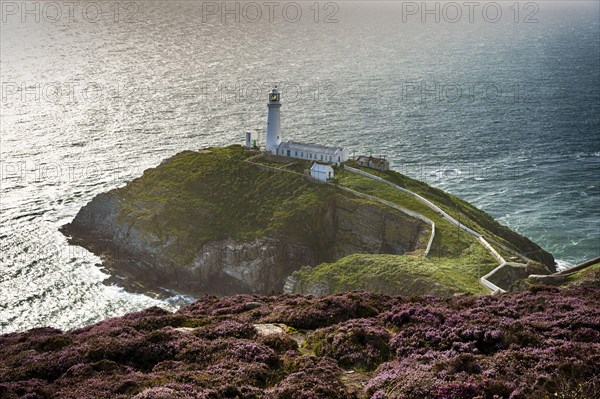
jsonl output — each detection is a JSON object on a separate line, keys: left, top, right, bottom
{"left": 343, "top": 162, "right": 554, "bottom": 266}
{"left": 293, "top": 242, "right": 495, "bottom": 296}
{"left": 111, "top": 146, "right": 547, "bottom": 296}
{"left": 115, "top": 146, "right": 341, "bottom": 265}
{"left": 291, "top": 162, "right": 555, "bottom": 295}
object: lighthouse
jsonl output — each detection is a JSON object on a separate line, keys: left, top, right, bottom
{"left": 245, "top": 87, "right": 349, "bottom": 164}
{"left": 265, "top": 87, "right": 282, "bottom": 154}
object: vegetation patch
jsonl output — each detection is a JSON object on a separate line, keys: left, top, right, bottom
{"left": 342, "top": 162, "right": 555, "bottom": 268}
{"left": 291, "top": 242, "right": 498, "bottom": 296}
{"left": 1, "top": 286, "right": 598, "bottom": 398}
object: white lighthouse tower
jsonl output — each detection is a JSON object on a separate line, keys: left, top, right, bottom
{"left": 265, "top": 87, "right": 282, "bottom": 154}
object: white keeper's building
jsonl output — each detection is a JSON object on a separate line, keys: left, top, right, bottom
{"left": 262, "top": 87, "right": 349, "bottom": 165}
{"left": 310, "top": 163, "right": 335, "bottom": 182}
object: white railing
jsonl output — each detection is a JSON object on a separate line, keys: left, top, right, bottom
{"left": 480, "top": 262, "right": 508, "bottom": 293}
{"left": 478, "top": 237, "right": 506, "bottom": 264}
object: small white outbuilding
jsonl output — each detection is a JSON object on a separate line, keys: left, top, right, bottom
{"left": 310, "top": 163, "right": 334, "bottom": 182}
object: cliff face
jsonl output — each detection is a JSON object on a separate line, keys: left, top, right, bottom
{"left": 61, "top": 147, "right": 430, "bottom": 296}
{"left": 61, "top": 145, "right": 556, "bottom": 298}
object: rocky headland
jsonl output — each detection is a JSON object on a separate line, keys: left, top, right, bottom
{"left": 60, "top": 145, "right": 555, "bottom": 298}
{"left": 3, "top": 146, "right": 598, "bottom": 399}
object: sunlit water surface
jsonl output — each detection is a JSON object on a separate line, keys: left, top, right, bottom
{"left": 1, "top": 1, "right": 599, "bottom": 333}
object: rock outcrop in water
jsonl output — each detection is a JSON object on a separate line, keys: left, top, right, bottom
{"left": 60, "top": 145, "right": 555, "bottom": 297}
{"left": 61, "top": 146, "right": 430, "bottom": 296}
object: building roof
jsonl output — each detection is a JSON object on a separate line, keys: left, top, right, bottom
{"left": 278, "top": 141, "right": 345, "bottom": 156}
{"left": 357, "top": 155, "right": 388, "bottom": 164}
{"left": 310, "top": 163, "right": 334, "bottom": 172}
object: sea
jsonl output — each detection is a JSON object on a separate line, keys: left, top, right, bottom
{"left": 1, "top": 1, "right": 599, "bottom": 333}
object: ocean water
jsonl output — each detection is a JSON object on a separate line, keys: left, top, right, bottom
{"left": 1, "top": 1, "right": 598, "bottom": 333}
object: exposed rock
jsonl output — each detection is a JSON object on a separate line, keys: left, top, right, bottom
{"left": 486, "top": 262, "right": 531, "bottom": 291}
{"left": 61, "top": 148, "right": 429, "bottom": 297}
{"left": 253, "top": 323, "right": 286, "bottom": 336}
{"left": 172, "top": 327, "right": 196, "bottom": 334}
{"left": 242, "top": 302, "right": 263, "bottom": 310}
{"left": 62, "top": 196, "right": 427, "bottom": 296}
{"left": 480, "top": 261, "right": 554, "bottom": 292}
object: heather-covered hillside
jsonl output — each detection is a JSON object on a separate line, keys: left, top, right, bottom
{"left": 1, "top": 283, "right": 599, "bottom": 399}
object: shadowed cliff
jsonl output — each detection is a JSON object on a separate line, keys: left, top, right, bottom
{"left": 61, "top": 146, "right": 430, "bottom": 296}
{"left": 61, "top": 145, "right": 555, "bottom": 298}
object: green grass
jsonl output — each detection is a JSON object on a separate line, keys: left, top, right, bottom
{"left": 342, "top": 162, "right": 554, "bottom": 268}
{"left": 292, "top": 242, "right": 498, "bottom": 296}
{"left": 109, "top": 146, "right": 551, "bottom": 296}
{"left": 116, "top": 146, "right": 342, "bottom": 264}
